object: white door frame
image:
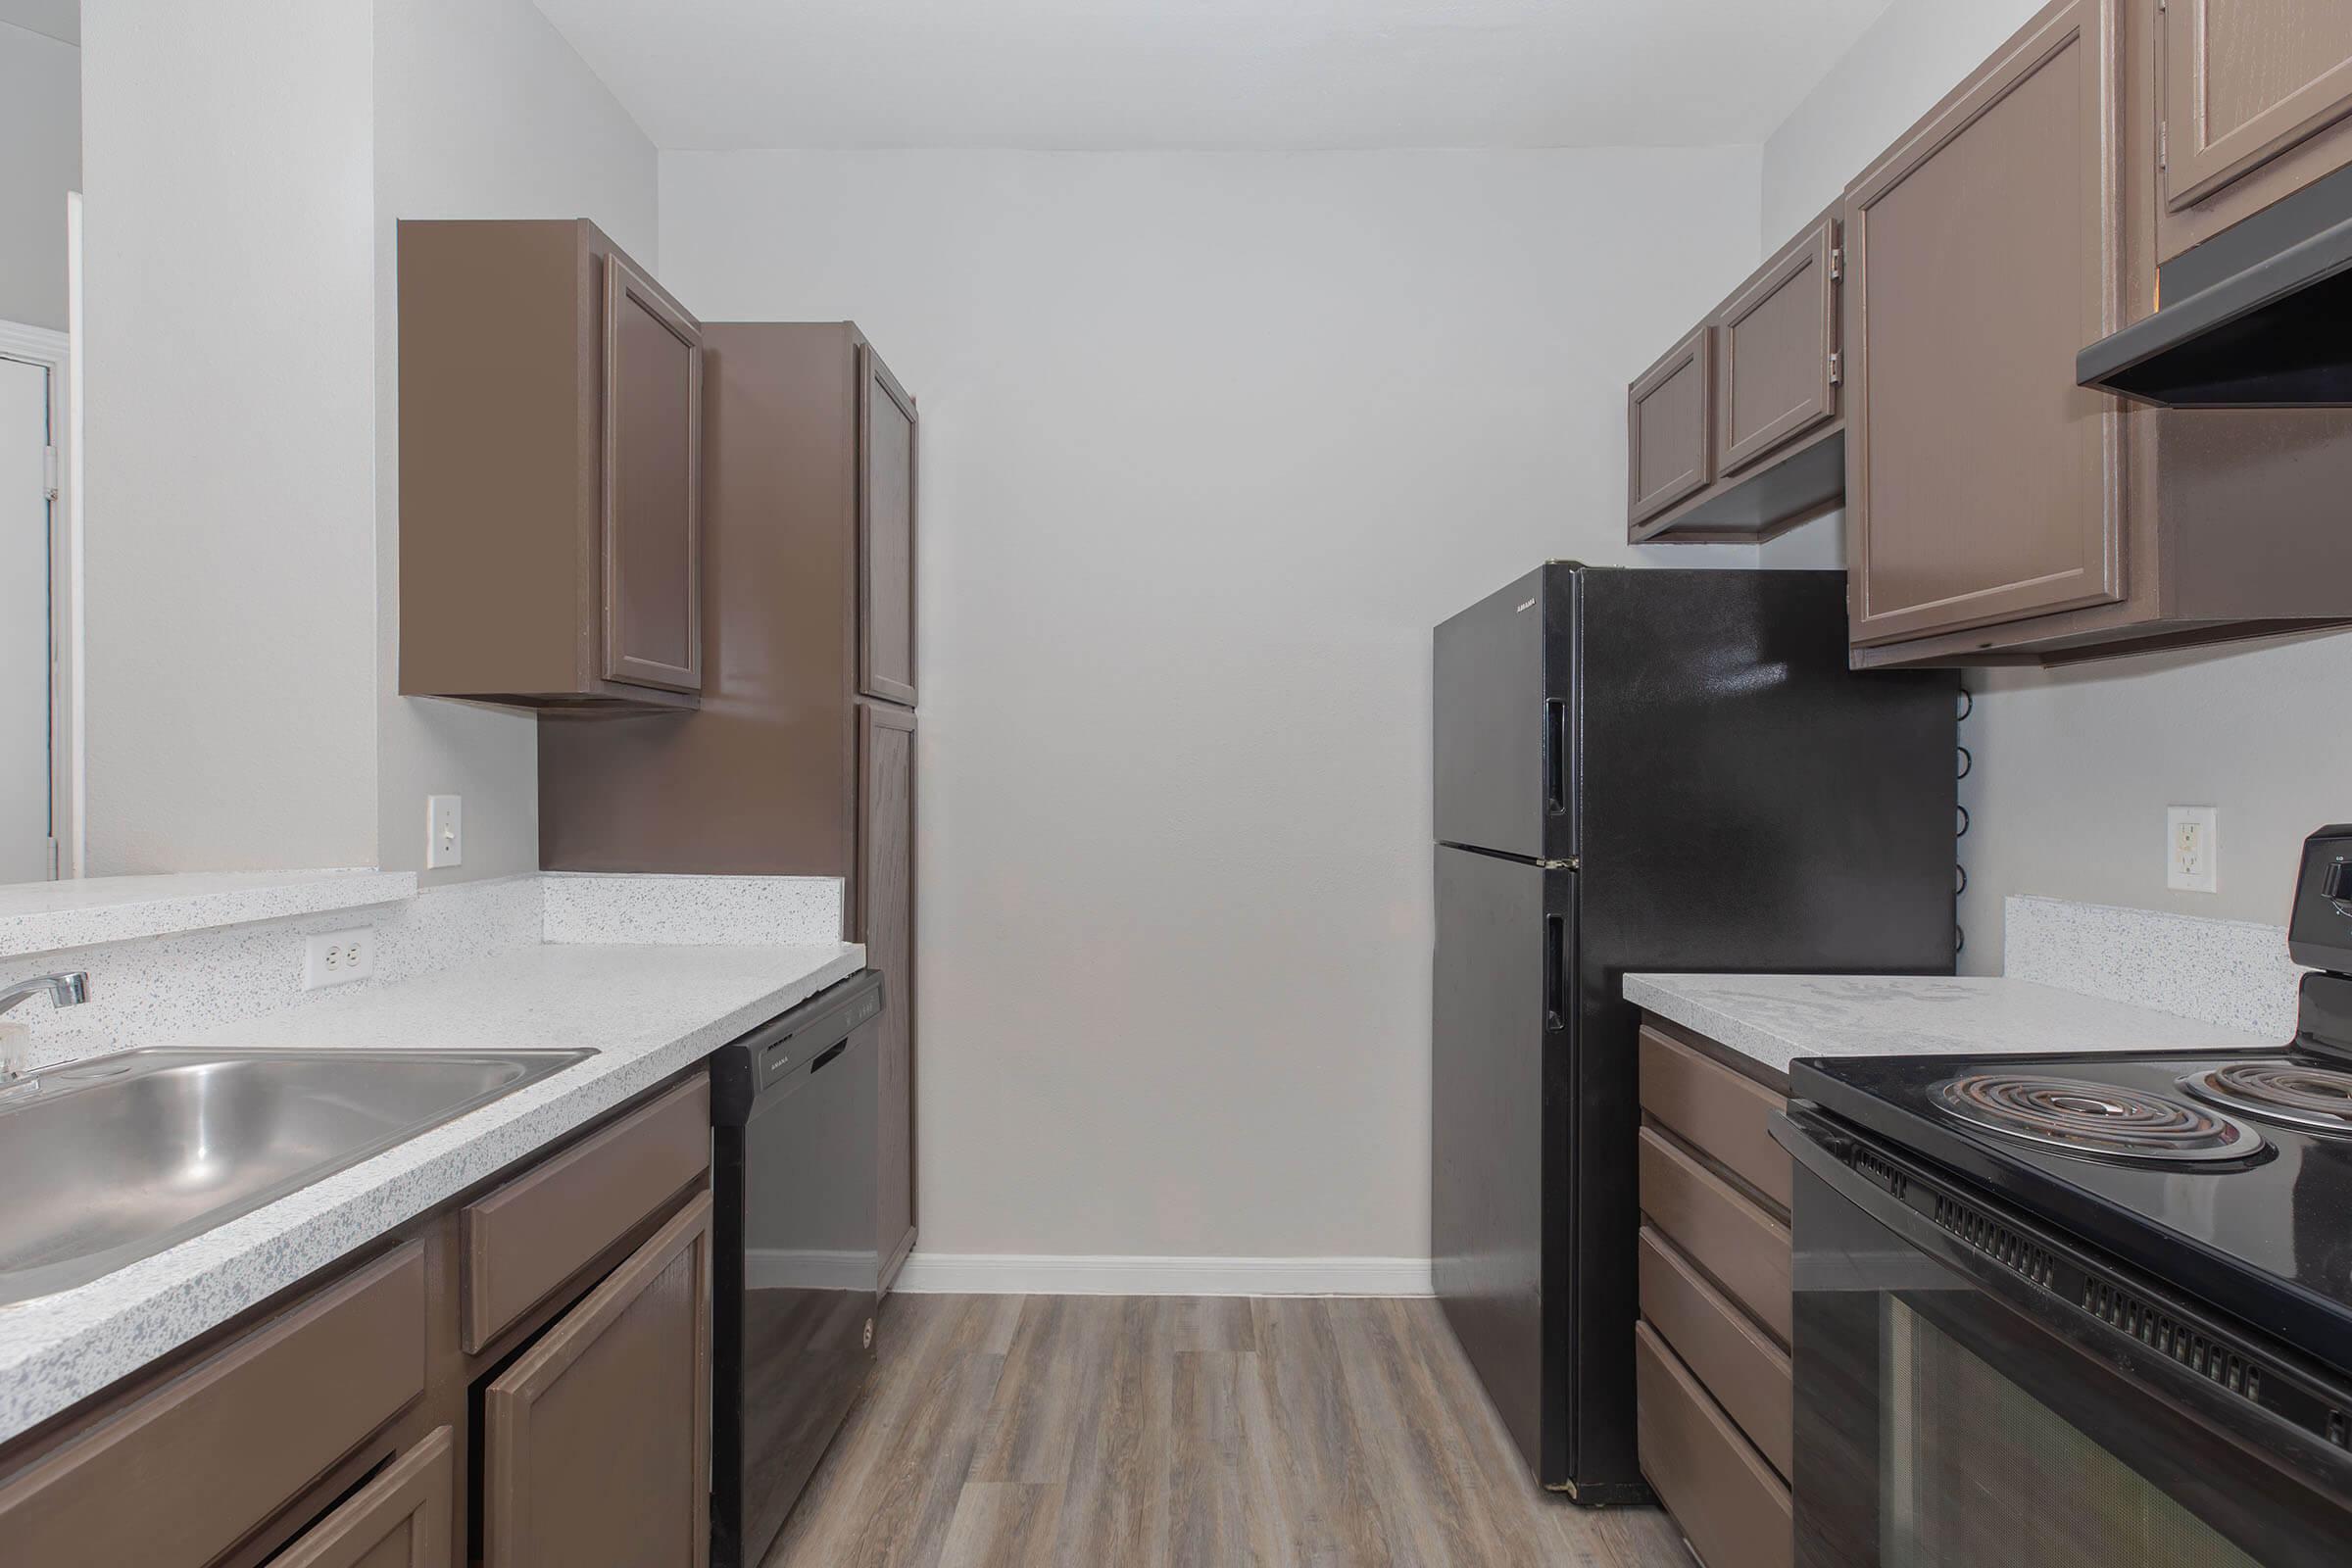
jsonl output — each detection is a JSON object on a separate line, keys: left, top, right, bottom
{"left": 0, "top": 316, "right": 78, "bottom": 880}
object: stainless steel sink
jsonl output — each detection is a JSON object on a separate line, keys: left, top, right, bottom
{"left": 0, "top": 1047, "right": 592, "bottom": 1306}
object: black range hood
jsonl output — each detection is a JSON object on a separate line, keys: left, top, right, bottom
{"left": 2078, "top": 162, "right": 2352, "bottom": 408}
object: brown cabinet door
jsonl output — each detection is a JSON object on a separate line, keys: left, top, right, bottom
{"left": 858, "top": 700, "right": 916, "bottom": 1289}
{"left": 1628, "top": 325, "right": 1714, "bottom": 528}
{"left": 1845, "top": 0, "right": 2126, "bottom": 648}
{"left": 602, "top": 250, "right": 704, "bottom": 694}
{"left": 858, "top": 346, "right": 918, "bottom": 707}
{"left": 483, "top": 1193, "right": 713, "bottom": 1568}
{"left": 268, "top": 1428, "right": 454, "bottom": 1568}
{"left": 1715, "top": 215, "right": 1840, "bottom": 477}
{"left": 2161, "top": 0, "right": 2352, "bottom": 248}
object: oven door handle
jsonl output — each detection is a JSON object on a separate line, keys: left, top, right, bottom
{"left": 1772, "top": 1106, "right": 2352, "bottom": 1497}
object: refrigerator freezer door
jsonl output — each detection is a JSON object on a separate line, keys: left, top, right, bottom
{"left": 1433, "top": 566, "right": 1576, "bottom": 862}
{"left": 1432, "top": 844, "right": 1575, "bottom": 1484}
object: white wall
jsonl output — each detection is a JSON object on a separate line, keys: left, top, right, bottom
{"left": 662, "top": 146, "right": 1762, "bottom": 1262}
{"left": 74, "top": 0, "right": 653, "bottom": 880}
{"left": 372, "top": 0, "right": 659, "bottom": 883}
{"left": 79, "top": 0, "right": 380, "bottom": 873}
{"left": 1757, "top": 0, "right": 2352, "bottom": 965}
{"left": 0, "top": 20, "right": 77, "bottom": 332}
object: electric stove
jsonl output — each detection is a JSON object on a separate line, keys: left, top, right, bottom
{"left": 1791, "top": 825, "right": 2352, "bottom": 1383}
{"left": 1775, "top": 826, "right": 2352, "bottom": 1565}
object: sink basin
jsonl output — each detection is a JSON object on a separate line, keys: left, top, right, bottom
{"left": 0, "top": 1047, "right": 592, "bottom": 1306}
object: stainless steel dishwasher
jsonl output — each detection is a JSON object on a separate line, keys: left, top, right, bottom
{"left": 709, "top": 968, "right": 884, "bottom": 1568}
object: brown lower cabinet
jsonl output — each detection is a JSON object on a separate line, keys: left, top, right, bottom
{"left": 0, "top": 1070, "right": 715, "bottom": 1568}
{"left": 859, "top": 701, "right": 918, "bottom": 1286}
{"left": 1636, "top": 1016, "right": 1795, "bottom": 1568}
{"left": 483, "top": 1194, "right": 712, "bottom": 1568}
{"left": 270, "top": 1426, "right": 455, "bottom": 1568}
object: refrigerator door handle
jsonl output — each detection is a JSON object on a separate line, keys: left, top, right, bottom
{"left": 1544, "top": 701, "right": 1569, "bottom": 814}
{"left": 1544, "top": 913, "right": 1566, "bottom": 1031}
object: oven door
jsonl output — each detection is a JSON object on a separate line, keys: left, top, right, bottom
{"left": 1778, "top": 1107, "right": 2352, "bottom": 1568}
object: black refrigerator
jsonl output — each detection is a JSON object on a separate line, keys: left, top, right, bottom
{"left": 1432, "top": 564, "right": 1955, "bottom": 1501}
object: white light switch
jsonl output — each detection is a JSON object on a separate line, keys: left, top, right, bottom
{"left": 426, "top": 795, "right": 464, "bottom": 868}
{"left": 2168, "top": 806, "right": 2218, "bottom": 894}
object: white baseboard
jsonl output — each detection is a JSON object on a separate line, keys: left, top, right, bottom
{"left": 889, "top": 1252, "right": 1435, "bottom": 1298}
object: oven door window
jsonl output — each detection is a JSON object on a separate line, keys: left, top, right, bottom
{"left": 1881, "top": 1296, "right": 2257, "bottom": 1567}
{"left": 1791, "top": 1163, "right": 2352, "bottom": 1568}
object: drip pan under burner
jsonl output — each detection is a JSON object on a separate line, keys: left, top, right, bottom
{"left": 1936, "top": 1072, "right": 2265, "bottom": 1163}
{"left": 2180, "top": 1059, "right": 2352, "bottom": 1136}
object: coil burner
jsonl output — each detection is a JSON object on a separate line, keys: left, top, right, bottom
{"left": 1936, "top": 1072, "right": 2265, "bottom": 1163}
{"left": 2179, "top": 1060, "right": 2352, "bottom": 1137}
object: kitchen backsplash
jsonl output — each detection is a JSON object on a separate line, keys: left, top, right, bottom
{"left": 2003, "top": 894, "right": 2303, "bottom": 1041}
{"left": 540, "top": 873, "right": 845, "bottom": 945}
{"left": 0, "top": 873, "right": 846, "bottom": 1072}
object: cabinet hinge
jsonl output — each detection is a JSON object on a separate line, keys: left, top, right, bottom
{"left": 2159, "top": 122, "right": 2169, "bottom": 172}
{"left": 1828, "top": 351, "right": 1842, "bottom": 387}
{"left": 1829, "top": 246, "right": 1843, "bottom": 283}
{"left": 40, "top": 445, "right": 58, "bottom": 502}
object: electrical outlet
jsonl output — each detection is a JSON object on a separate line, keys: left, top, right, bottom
{"left": 426, "top": 795, "right": 463, "bottom": 869}
{"left": 303, "top": 928, "right": 378, "bottom": 991}
{"left": 2168, "top": 806, "right": 2219, "bottom": 894}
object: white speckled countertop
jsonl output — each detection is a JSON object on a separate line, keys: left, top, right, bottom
{"left": 0, "top": 939, "right": 861, "bottom": 1444}
{"left": 0, "top": 869, "right": 417, "bottom": 959}
{"left": 1623, "top": 973, "right": 2274, "bottom": 1078}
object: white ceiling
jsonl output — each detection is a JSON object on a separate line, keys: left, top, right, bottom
{"left": 533, "top": 0, "right": 1893, "bottom": 152}
{"left": 0, "top": 0, "right": 76, "bottom": 47}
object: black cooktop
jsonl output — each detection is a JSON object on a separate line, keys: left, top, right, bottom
{"left": 1794, "top": 1046, "right": 2352, "bottom": 1382}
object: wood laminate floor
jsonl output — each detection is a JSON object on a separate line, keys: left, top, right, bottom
{"left": 765, "top": 1294, "right": 1690, "bottom": 1568}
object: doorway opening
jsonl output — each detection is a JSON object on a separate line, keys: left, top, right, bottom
{"left": 1, "top": 314, "right": 75, "bottom": 883}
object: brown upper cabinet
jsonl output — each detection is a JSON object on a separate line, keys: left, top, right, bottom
{"left": 1717, "top": 215, "right": 1841, "bottom": 478}
{"left": 1843, "top": 0, "right": 2352, "bottom": 666}
{"left": 860, "top": 347, "right": 919, "bottom": 707}
{"left": 1628, "top": 326, "right": 1713, "bottom": 528}
{"left": 540, "top": 320, "right": 920, "bottom": 883}
{"left": 1845, "top": 0, "right": 2126, "bottom": 649}
{"left": 399, "top": 220, "right": 704, "bottom": 712}
{"left": 2157, "top": 0, "right": 2352, "bottom": 260}
{"left": 1628, "top": 210, "right": 1846, "bottom": 544}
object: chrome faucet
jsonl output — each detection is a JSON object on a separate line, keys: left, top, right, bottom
{"left": 0, "top": 972, "right": 89, "bottom": 1019}
{"left": 0, "top": 973, "right": 89, "bottom": 1086}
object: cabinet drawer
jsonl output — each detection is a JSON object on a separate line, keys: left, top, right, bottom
{"left": 269, "top": 1426, "right": 453, "bottom": 1568}
{"left": 0, "top": 1243, "right": 426, "bottom": 1568}
{"left": 1640, "top": 1024, "right": 1790, "bottom": 1212}
{"left": 1639, "top": 1126, "right": 1790, "bottom": 1346}
{"left": 1640, "top": 1227, "right": 1791, "bottom": 1479}
{"left": 463, "top": 1075, "right": 710, "bottom": 1351}
{"left": 1635, "top": 1323, "right": 1791, "bottom": 1568}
